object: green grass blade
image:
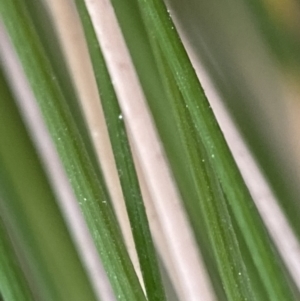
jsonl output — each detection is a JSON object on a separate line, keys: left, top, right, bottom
{"left": 75, "top": 2, "right": 167, "bottom": 301}
{"left": 133, "top": 0, "right": 297, "bottom": 299}
{"left": 0, "top": 66, "right": 98, "bottom": 301}
{"left": 0, "top": 2, "right": 146, "bottom": 300}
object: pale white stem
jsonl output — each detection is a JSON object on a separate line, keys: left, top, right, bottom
{"left": 0, "top": 23, "right": 116, "bottom": 301}
{"left": 84, "top": 1, "right": 217, "bottom": 300}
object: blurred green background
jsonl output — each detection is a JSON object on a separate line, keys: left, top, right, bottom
{"left": 167, "top": 0, "right": 300, "bottom": 237}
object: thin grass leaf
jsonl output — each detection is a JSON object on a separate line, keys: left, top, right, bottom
{"left": 132, "top": 0, "right": 298, "bottom": 299}
{"left": 0, "top": 1, "right": 146, "bottom": 300}
{"left": 74, "top": 1, "right": 167, "bottom": 301}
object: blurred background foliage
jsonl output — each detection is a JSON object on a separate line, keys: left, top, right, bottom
{"left": 168, "top": 0, "right": 300, "bottom": 237}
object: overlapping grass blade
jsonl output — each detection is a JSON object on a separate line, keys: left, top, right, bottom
{"left": 0, "top": 1, "right": 146, "bottom": 300}
{"left": 74, "top": 1, "right": 167, "bottom": 301}
{"left": 81, "top": 1, "right": 219, "bottom": 300}
{"left": 130, "top": 0, "right": 298, "bottom": 299}
{"left": 106, "top": 0, "right": 226, "bottom": 299}
{"left": 105, "top": 0, "right": 290, "bottom": 298}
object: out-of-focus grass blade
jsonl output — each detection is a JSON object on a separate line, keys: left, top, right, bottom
{"left": 0, "top": 1, "right": 146, "bottom": 300}
{"left": 0, "top": 217, "right": 33, "bottom": 301}
{"left": 0, "top": 66, "right": 98, "bottom": 301}
{"left": 75, "top": 1, "right": 167, "bottom": 301}
{"left": 131, "top": 0, "right": 298, "bottom": 300}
